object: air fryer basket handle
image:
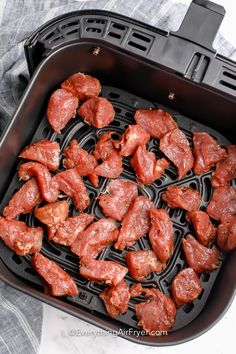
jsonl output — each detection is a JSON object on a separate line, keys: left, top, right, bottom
{"left": 173, "top": 0, "right": 225, "bottom": 49}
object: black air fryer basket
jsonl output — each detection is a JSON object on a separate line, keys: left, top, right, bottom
{"left": 0, "top": 0, "right": 235, "bottom": 346}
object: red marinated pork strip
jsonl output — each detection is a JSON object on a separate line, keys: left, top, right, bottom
{"left": 32, "top": 253, "right": 78, "bottom": 296}
{"left": 149, "top": 208, "right": 174, "bottom": 264}
{"left": 134, "top": 109, "right": 177, "bottom": 139}
{"left": 0, "top": 217, "right": 43, "bottom": 256}
{"left": 3, "top": 178, "right": 41, "bottom": 220}
{"left": 183, "top": 235, "right": 220, "bottom": 273}
{"left": 80, "top": 259, "right": 128, "bottom": 286}
{"left": 61, "top": 72, "right": 101, "bottom": 100}
{"left": 19, "top": 139, "right": 60, "bottom": 171}
{"left": 126, "top": 249, "right": 164, "bottom": 282}
{"left": 98, "top": 179, "right": 138, "bottom": 221}
{"left": 99, "top": 280, "right": 130, "bottom": 318}
{"left": 131, "top": 144, "right": 170, "bottom": 185}
{"left": 71, "top": 218, "right": 119, "bottom": 264}
{"left": 114, "top": 196, "right": 154, "bottom": 250}
{"left": 159, "top": 128, "right": 194, "bottom": 179}
{"left": 47, "top": 89, "right": 78, "bottom": 133}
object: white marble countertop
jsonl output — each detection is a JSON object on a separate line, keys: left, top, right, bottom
{"left": 39, "top": 1, "right": 236, "bottom": 353}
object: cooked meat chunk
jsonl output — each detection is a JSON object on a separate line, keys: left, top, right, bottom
{"left": 149, "top": 208, "right": 174, "bottom": 263}
{"left": 46, "top": 89, "right": 78, "bottom": 133}
{"left": 32, "top": 253, "right": 78, "bottom": 297}
{"left": 115, "top": 196, "right": 154, "bottom": 250}
{"left": 126, "top": 250, "right": 164, "bottom": 282}
{"left": 47, "top": 213, "right": 94, "bottom": 246}
{"left": 0, "top": 217, "right": 43, "bottom": 256}
{"left": 116, "top": 125, "right": 150, "bottom": 157}
{"left": 217, "top": 214, "right": 236, "bottom": 252}
{"left": 186, "top": 210, "right": 216, "bottom": 246}
{"left": 193, "top": 132, "right": 227, "bottom": 175}
{"left": 52, "top": 168, "right": 90, "bottom": 211}
{"left": 94, "top": 151, "right": 123, "bottom": 179}
{"left": 211, "top": 145, "right": 236, "bottom": 187}
{"left": 130, "top": 145, "right": 170, "bottom": 185}
{"left": 162, "top": 185, "right": 201, "bottom": 212}
{"left": 183, "top": 235, "right": 220, "bottom": 273}
{"left": 131, "top": 285, "right": 176, "bottom": 334}
{"left": 93, "top": 131, "right": 119, "bottom": 160}
{"left": 34, "top": 200, "right": 69, "bottom": 226}
{"left": 18, "top": 162, "right": 58, "bottom": 203}
{"left": 19, "top": 139, "right": 60, "bottom": 171}
{"left": 98, "top": 179, "right": 138, "bottom": 221}
{"left": 134, "top": 109, "right": 177, "bottom": 139}
{"left": 61, "top": 72, "right": 101, "bottom": 100}
{"left": 80, "top": 259, "right": 128, "bottom": 286}
{"left": 100, "top": 280, "right": 130, "bottom": 318}
{"left": 78, "top": 97, "right": 115, "bottom": 128}
{"left": 206, "top": 186, "right": 236, "bottom": 221}
{"left": 171, "top": 268, "right": 202, "bottom": 307}
{"left": 63, "top": 139, "right": 98, "bottom": 186}
{"left": 159, "top": 128, "right": 194, "bottom": 179}
{"left": 71, "top": 218, "right": 119, "bottom": 263}
{"left": 3, "top": 178, "right": 41, "bottom": 220}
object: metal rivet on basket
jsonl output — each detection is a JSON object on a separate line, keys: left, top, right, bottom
{"left": 92, "top": 47, "right": 101, "bottom": 56}
{"left": 168, "top": 92, "right": 175, "bottom": 100}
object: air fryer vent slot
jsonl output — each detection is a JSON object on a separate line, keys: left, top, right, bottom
{"left": 107, "top": 21, "right": 128, "bottom": 43}
{"left": 83, "top": 18, "right": 107, "bottom": 36}
{"left": 126, "top": 30, "right": 154, "bottom": 53}
{"left": 219, "top": 69, "right": 236, "bottom": 91}
{"left": 185, "top": 53, "right": 210, "bottom": 82}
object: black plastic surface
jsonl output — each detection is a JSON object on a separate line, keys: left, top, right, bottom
{"left": 0, "top": 85, "right": 232, "bottom": 335}
{"left": 24, "top": 3, "right": 236, "bottom": 101}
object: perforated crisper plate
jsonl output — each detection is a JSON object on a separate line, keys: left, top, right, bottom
{"left": 0, "top": 85, "right": 232, "bottom": 332}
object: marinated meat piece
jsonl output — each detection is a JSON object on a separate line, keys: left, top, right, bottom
{"left": 99, "top": 280, "right": 130, "bottom": 318}
{"left": 3, "top": 178, "right": 41, "bottom": 220}
{"left": 0, "top": 217, "right": 43, "bottom": 256}
{"left": 217, "top": 214, "right": 236, "bottom": 252}
{"left": 48, "top": 213, "right": 94, "bottom": 246}
{"left": 212, "top": 145, "right": 236, "bottom": 187}
{"left": 52, "top": 168, "right": 90, "bottom": 211}
{"left": 159, "top": 128, "right": 194, "bottom": 179}
{"left": 115, "top": 196, "right": 154, "bottom": 250}
{"left": 62, "top": 139, "right": 98, "bottom": 186}
{"left": 183, "top": 235, "right": 220, "bottom": 273}
{"left": 162, "top": 185, "right": 201, "bottom": 212}
{"left": 34, "top": 200, "right": 69, "bottom": 226}
{"left": 131, "top": 285, "right": 176, "bottom": 334}
{"left": 95, "top": 151, "right": 123, "bottom": 179}
{"left": 61, "top": 72, "right": 101, "bottom": 100}
{"left": 131, "top": 145, "right": 170, "bottom": 185}
{"left": 134, "top": 109, "right": 178, "bottom": 139}
{"left": 32, "top": 253, "right": 78, "bottom": 297}
{"left": 19, "top": 139, "right": 60, "bottom": 171}
{"left": 18, "top": 162, "right": 58, "bottom": 203}
{"left": 193, "top": 132, "right": 227, "bottom": 175}
{"left": 80, "top": 259, "right": 128, "bottom": 286}
{"left": 129, "top": 283, "right": 144, "bottom": 298}
{"left": 186, "top": 210, "right": 216, "bottom": 246}
{"left": 71, "top": 218, "right": 119, "bottom": 263}
{"left": 98, "top": 179, "right": 138, "bottom": 221}
{"left": 46, "top": 89, "right": 78, "bottom": 133}
{"left": 149, "top": 208, "right": 174, "bottom": 263}
{"left": 93, "top": 131, "right": 119, "bottom": 160}
{"left": 126, "top": 250, "right": 164, "bottom": 282}
{"left": 206, "top": 186, "right": 236, "bottom": 221}
{"left": 78, "top": 97, "right": 115, "bottom": 128}
{"left": 171, "top": 268, "right": 202, "bottom": 307}
{"left": 116, "top": 125, "right": 150, "bottom": 157}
